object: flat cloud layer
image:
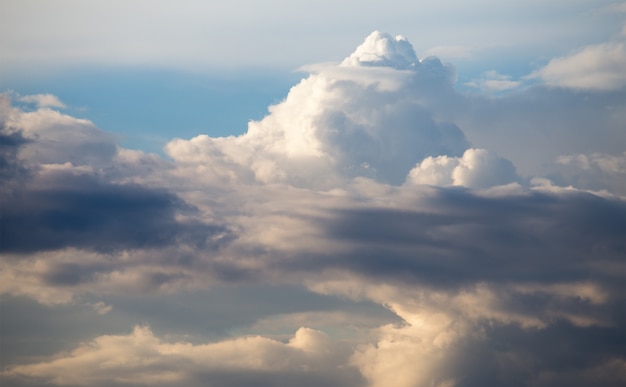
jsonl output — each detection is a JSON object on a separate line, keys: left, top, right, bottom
{"left": 2, "top": 0, "right": 621, "bottom": 71}
{"left": 1, "top": 31, "right": 625, "bottom": 387}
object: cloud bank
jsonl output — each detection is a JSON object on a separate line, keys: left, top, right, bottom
{"left": 1, "top": 31, "right": 625, "bottom": 387}
{"left": 2, "top": 1, "right": 620, "bottom": 72}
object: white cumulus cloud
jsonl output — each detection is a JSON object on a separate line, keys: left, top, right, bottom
{"left": 166, "top": 31, "right": 466, "bottom": 188}
{"left": 406, "top": 148, "right": 518, "bottom": 188}
{"left": 341, "top": 31, "right": 418, "bottom": 69}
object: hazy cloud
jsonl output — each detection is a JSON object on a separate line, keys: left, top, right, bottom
{"left": 530, "top": 40, "right": 626, "bottom": 91}
{"left": 2, "top": 0, "right": 620, "bottom": 71}
{"left": 465, "top": 70, "right": 521, "bottom": 92}
{"left": 556, "top": 151, "right": 626, "bottom": 174}
{"left": 18, "top": 93, "right": 67, "bottom": 108}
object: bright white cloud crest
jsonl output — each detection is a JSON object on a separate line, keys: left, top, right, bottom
{"left": 342, "top": 31, "right": 418, "bottom": 69}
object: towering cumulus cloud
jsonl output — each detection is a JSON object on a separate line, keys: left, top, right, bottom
{"left": 167, "top": 31, "right": 470, "bottom": 187}
{"left": 2, "top": 32, "right": 625, "bottom": 387}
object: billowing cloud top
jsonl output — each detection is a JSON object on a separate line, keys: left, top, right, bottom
{"left": 2, "top": 30, "right": 626, "bottom": 387}
{"left": 341, "top": 31, "right": 419, "bottom": 69}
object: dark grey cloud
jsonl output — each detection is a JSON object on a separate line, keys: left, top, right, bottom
{"left": 0, "top": 123, "right": 231, "bottom": 254}
{"left": 260, "top": 185, "right": 624, "bottom": 386}
{"left": 447, "top": 320, "right": 625, "bottom": 387}
{"left": 310, "top": 187, "right": 625, "bottom": 290}
{"left": 0, "top": 128, "right": 33, "bottom": 193}
{"left": 0, "top": 170, "right": 230, "bottom": 254}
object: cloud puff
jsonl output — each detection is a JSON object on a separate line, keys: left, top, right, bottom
{"left": 341, "top": 31, "right": 418, "bottom": 69}
{"left": 406, "top": 148, "right": 518, "bottom": 188}
{"left": 2, "top": 93, "right": 117, "bottom": 167}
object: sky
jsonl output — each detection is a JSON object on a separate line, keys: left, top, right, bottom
{"left": 1, "top": 1, "right": 625, "bottom": 387}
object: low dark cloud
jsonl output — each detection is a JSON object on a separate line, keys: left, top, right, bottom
{"left": 313, "top": 187, "right": 625, "bottom": 290}
{"left": 0, "top": 125, "right": 230, "bottom": 254}
{"left": 0, "top": 128, "right": 33, "bottom": 191}
{"left": 0, "top": 171, "right": 230, "bottom": 253}
{"left": 449, "top": 321, "right": 625, "bottom": 387}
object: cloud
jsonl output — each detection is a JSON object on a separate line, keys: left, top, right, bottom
{"left": 341, "top": 31, "right": 418, "bottom": 69}
{"left": 556, "top": 151, "right": 626, "bottom": 174}
{"left": 451, "top": 85, "right": 626, "bottom": 183}
{"left": 3, "top": 325, "right": 362, "bottom": 387}
{"left": 530, "top": 41, "right": 626, "bottom": 90}
{"left": 0, "top": 167, "right": 227, "bottom": 254}
{"left": 18, "top": 93, "right": 67, "bottom": 108}
{"left": 1, "top": 0, "right": 621, "bottom": 73}
{"left": 0, "top": 129, "right": 32, "bottom": 194}
{"left": 465, "top": 70, "right": 521, "bottom": 92}
{"left": 310, "top": 275, "right": 625, "bottom": 387}
{"left": 90, "top": 301, "right": 113, "bottom": 315}
{"left": 167, "top": 32, "right": 465, "bottom": 188}
{"left": 0, "top": 93, "right": 233, "bottom": 256}
{"left": 2, "top": 30, "right": 626, "bottom": 387}
{"left": 306, "top": 185, "right": 625, "bottom": 294}
{"left": 406, "top": 148, "right": 518, "bottom": 188}
{"left": 548, "top": 151, "right": 626, "bottom": 194}
{"left": 11, "top": 106, "right": 118, "bottom": 167}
